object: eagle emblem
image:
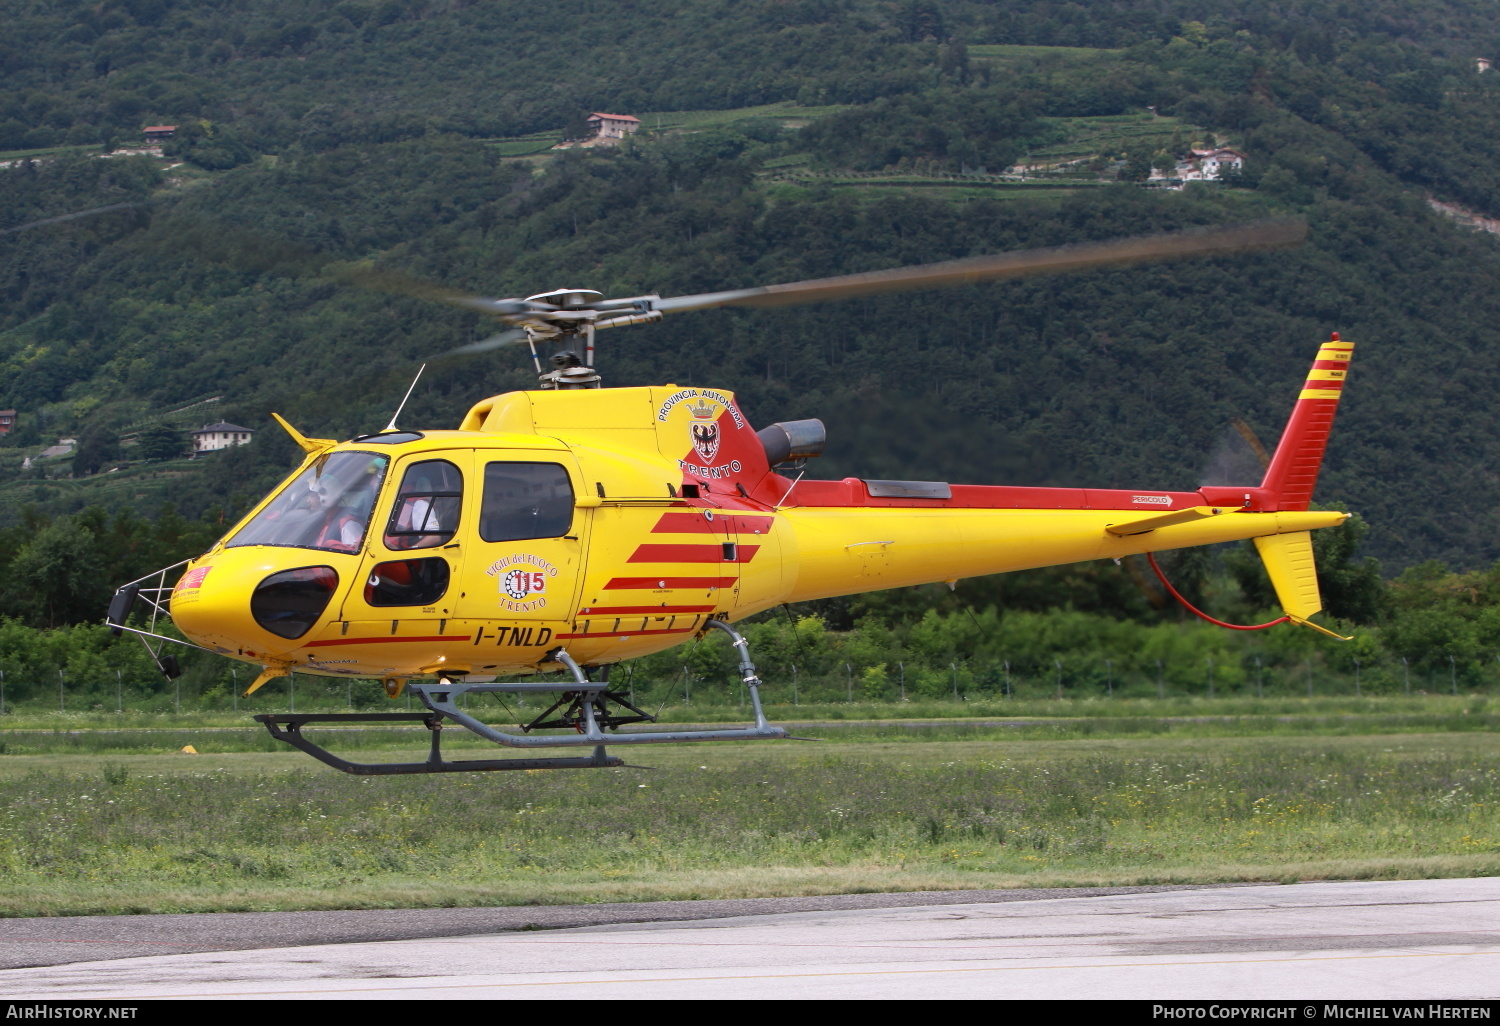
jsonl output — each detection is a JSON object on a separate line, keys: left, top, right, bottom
{"left": 688, "top": 399, "right": 720, "bottom": 463}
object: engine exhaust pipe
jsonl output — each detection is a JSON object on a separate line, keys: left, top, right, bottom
{"left": 757, "top": 419, "right": 826, "bottom": 466}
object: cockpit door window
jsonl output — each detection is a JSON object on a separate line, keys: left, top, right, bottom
{"left": 384, "top": 459, "right": 462, "bottom": 550}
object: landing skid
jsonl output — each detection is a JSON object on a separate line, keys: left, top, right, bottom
{"left": 255, "top": 712, "right": 624, "bottom": 775}
{"left": 254, "top": 620, "right": 788, "bottom": 774}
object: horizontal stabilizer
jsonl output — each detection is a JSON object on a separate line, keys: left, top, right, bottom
{"left": 1106, "top": 505, "right": 1228, "bottom": 537}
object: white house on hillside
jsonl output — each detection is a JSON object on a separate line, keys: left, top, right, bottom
{"left": 587, "top": 113, "right": 640, "bottom": 140}
{"left": 1175, "top": 147, "right": 1247, "bottom": 181}
{"left": 193, "top": 422, "right": 254, "bottom": 453}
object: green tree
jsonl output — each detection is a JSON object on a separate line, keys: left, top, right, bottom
{"left": 72, "top": 427, "right": 120, "bottom": 477}
{"left": 136, "top": 424, "right": 184, "bottom": 462}
{"left": 7, "top": 519, "right": 106, "bottom": 628}
{"left": 561, "top": 112, "right": 592, "bottom": 142}
{"left": 1119, "top": 147, "right": 1154, "bottom": 182}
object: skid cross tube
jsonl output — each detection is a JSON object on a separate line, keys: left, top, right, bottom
{"left": 254, "top": 713, "right": 624, "bottom": 775}
{"left": 409, "top": 644, "right": 788, "bottom": 747}
{"left": 255, "top": 641, "right": 786, "bottom": 772}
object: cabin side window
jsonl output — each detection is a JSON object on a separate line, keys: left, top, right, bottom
{"left": 479, "top": 462, "right": 574, "bottom": 542}
{"left": 384, "top": 459, "right": 462, "bottom": 550}
{"left": 365, "top": 557, "right": 450, "bottom": 607}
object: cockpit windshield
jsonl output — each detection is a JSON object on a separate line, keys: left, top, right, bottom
{"left": 227, "top": 451, "right": 389, "bottom": 554}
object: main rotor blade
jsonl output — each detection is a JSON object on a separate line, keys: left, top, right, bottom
{"left": 0, "top": 201, "right": 145, "bottom": 235}
{"left": 325, "top": 263, "right": 505, "bottom": 308}
{"left": 653, "top": 218, "right": 1307, "bottom": 314}
{"left": 441, "top": 328, "right": 530, "bottom": 357}
{"left": 323, "top": 262, "right": 547, "bottom": 319}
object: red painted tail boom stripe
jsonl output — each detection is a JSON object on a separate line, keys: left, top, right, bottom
{"left": 604, "top": 577, "right": 738, "bottom": 590}
{"left": 308, "top": 635, "right": 469, "bottom": 648}
{"left": 579, "top": 605, "right": 716, "bottom": 614}
{"left": 651, "top": 512, "right": 774, "bottom": 534}
{"left": 628, "top": 544, "right": 761, "bottom": 563}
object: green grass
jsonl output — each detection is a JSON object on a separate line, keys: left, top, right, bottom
{"left": 767, "top": 183, "right": 1097, "bottom": 204}
{"left": 967, "top": 44, "right": 1120, "bottom": 62}
{"left": 5, "top": 694, "right": 1487, "bottom": 731}
{"left": 1016, "top": 114, "right": 1202, "bottom": 174}
{"left": 828, "top": 178, "right": 1107, "bottom": 192}
{"left": 488, "top": 134, "right": 560, "bottom": 157}
{"left": 0, "top": 144, "right": 97, "bottom": 164}
{"left": 636, "top": 101, "right": 852, "bottom": 131}
{"left": 0, "top": 704, "right": 1495, "bottom": 915}
{"left": 3, "top": 712, "right": 1499, "bottom": 757}
{"left": 5, "top": 693, "right": 1494, "bottom": 732}
{"left": 476, "top": 102, "right": 849, "bottom": 160}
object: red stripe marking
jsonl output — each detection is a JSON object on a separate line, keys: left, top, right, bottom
{"left": 557, "top": 627, "right": 695, "bottom": 640}
{"left": 651, "top": 512, "right": 775, "bottom": 534}
{"left": 1302, "top": 378, "right": 1344, "bottom": 390}
{"left": 628, "top": 544, "right": 761, "bottom": 564}
{"left": 579, "top": 605, "right": 716, "bottom": 614}
{"left": 307, "top": 635, "right": 467, "bottom": 648}
{"left": 604, "top": 577, "right": 737, "bottom": 590}
{"left": 774, "top": 479, "right": 1209, "bottom": 511}
{"left": 1312, "top": 360, "right": 1350, "bottom": 370}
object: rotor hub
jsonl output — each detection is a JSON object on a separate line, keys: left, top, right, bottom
{"left": 541, "top": 364, "right": 602, "bottom": 389}
{"left": 526, "top": 288, "right": 603, "bottom": 308}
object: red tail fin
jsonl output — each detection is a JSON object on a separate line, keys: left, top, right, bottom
{"left": 1260, "top": 333, "right": 1354, "bottom": 511}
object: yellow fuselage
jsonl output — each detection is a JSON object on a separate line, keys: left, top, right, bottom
{"left": 170, "top": 385, "right": 1344, "bottom": 684}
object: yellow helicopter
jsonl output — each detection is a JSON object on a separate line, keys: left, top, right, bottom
{"left": 108, "top": 219, "right": 1354, "bottom": 774}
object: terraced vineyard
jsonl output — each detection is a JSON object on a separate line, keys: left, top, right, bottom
{"left": 1018, "top": 113, "right": 1200, "bottom": 173}
{"left": 966, "top": 44, "right": 1120, "bottom": 65}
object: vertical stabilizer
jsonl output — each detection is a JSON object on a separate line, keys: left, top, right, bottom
{"left": 1260, "top": 334, "right": 1354, "bottom": 510}
{"left": 1253, "top": 529, "right": 1351, "bottom": 639}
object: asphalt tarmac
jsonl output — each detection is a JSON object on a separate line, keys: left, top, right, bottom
{"left": 0, "top": 884, "right": 1221, "bottom": 969}
{"left": 1, "top": 878, "right": 1497, "bottom": 999}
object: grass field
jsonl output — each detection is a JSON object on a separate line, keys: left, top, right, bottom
{"left": 3, "top": 696, "right": 1499, "bottom": 747}
{"left": 634, "top": 101, "right": 852, "bottom": 131}
{"left": 0, "top": 697, "right": 1495, "bottom": 916}
{"left": 765, "top": 181, "right": 1096, "bottom": 204}
{"left": 485, "top": 132, "right": 560, "bottom": 157}
{"left": 967, "top": 44, "right": 1120, "bottom": 63}
{"left": 0, "top": 144, "right": 98, "bottom": 164}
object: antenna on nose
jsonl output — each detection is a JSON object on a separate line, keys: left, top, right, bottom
{"left": 385, "top": 363, "right": 426, "bottom": 432}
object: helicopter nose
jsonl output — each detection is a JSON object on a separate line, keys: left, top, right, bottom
{"left": 169, "top": 553, "right": 345, "bottom": 656}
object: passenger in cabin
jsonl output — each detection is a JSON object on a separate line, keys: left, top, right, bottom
{"left": 386, "top": 460, "right": 462, "bottom": 550}
{"left": 227, "top": 451, "right": 390, "bottom": 553}
{"left": 318, "top": 472, "right": 380, "bottom": 552}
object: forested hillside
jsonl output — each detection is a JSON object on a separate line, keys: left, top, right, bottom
{"left": 7, "top": 0, "right": 1500, "bottom": 640}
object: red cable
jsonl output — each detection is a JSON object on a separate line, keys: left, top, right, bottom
{"left": 1145, "top": 552, "right": 1289, "bottom": 631}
